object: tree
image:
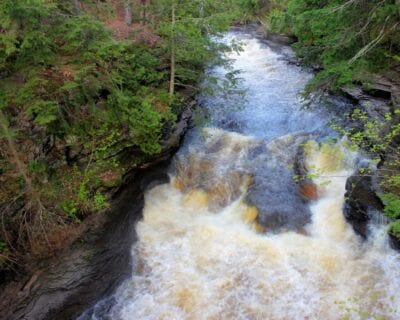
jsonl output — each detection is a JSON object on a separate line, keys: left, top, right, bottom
{"left": 73, "top": 0, "right": 81, "bottom": 13}
{"left": 169, "top": 0, "right": 176, "bottom": 97}
{"left": 267, "top": 0, "right": 400, "bottom": 90}
{"left": 150, "top": 0, "right": 240, "bottom": 98}
{"left": 124, "top": 0, "right": 133, "bottom": 25}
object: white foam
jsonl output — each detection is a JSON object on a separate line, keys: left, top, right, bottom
{"left": 108, "top": 142, "right": 400, "bottom": 320}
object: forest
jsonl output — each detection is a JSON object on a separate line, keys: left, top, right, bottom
{"left": 1, "top": 0, "right": 400, "bottom": 303}
{"left": 0, "top": 0, "right": 245, "bottom": 274}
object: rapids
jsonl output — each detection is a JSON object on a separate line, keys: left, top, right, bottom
{"left": 82, "top": 31, "right": 400, "bottom": 320}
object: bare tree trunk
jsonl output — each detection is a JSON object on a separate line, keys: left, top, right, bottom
{"left": 169, "top": 1, "right": 176, "bottom": 98}
{"left": 149, "top": 0, "right": 155, "bottom": 25}
{"left": 73, "top": 0, "right": 81, "bottom": 13}
{"left": 139, "top": 0, "right": 148, "bottom": 25}
{"left": 124, "top": 1, "right": 133, "bottom": 26}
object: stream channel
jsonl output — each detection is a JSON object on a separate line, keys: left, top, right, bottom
{"left": 81, "top": 29, "right": 400, "bottom": 320}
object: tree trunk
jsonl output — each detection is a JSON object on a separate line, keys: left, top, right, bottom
{"left": 73, "top": 0, "right": 81, "bottom": 13}
{"left": 124, "top": 1, "right": 133, "bottom": 26}
{"left": 139, "top": 0, "right": 148, "bottom": 25}
{"left": 140, "top": 0, "right": 145, "bottom": 25}
{"left": 169, "top": 1, "right": 176, "bottom": 98}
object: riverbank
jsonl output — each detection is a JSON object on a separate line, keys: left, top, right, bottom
{"left": 0, "top": 97, "right": 195, "bottom": 320}
{"left": 0, "top": 0, "right": 240, "bottom": 285}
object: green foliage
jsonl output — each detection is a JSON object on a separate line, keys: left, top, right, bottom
{"left": 1, "top": 5, "right": 176, "bottom": 156}
{"left": 151, "top": 0, "right": 244, "bottom": 89}
{"left": 128, "top": 98, "right": 164, "bottom": 154}
{"left": 379, "top": 193, "right": 400, "bottom": 220}
{"left": 239, "top": 0, "right": 282, "bottom": 19}
{"left": 57, "top": 15, "right": 111, "bottom": 53}
{"left": 266, "top": 0, "right": 400, "bottom": 90}
{"left": 390, "top": 220, "right": 400, "bottom": 239}
{"left": 0, "top": 0, "right": 57, "bottom": 71}
{"left": 94, "top": 191, "right": 108, "bottom": 210}
{"left": 26, "top": 101, "right": 59, "bottom": 125}
{"left": 332, "top": 107, "right": 400, "bottom": 239}
{"left": 61, "top": 199, "right": 79, "bottom": 221}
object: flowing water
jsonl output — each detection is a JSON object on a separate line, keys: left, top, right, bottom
{"left": 84, "top": 31, "right": 400, "bottom": 319}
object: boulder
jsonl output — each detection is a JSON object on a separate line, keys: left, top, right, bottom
{"left": 389, "top": 233, "right": 400, "bottom": 251}
{"left": 344, "top": 169, "right": 384, "bottom": 238}
{"left": 341, "top": 85, "right": 391, "bottom": 121}
{"left": 248, "top": 134, "right": 314, "bottom": 231}
{"left": 359, "top": 99, "right": 391, "bottom": 120}
{"left": 363, "top": 75, "right": 393, "bottom": 100}
{"left": 392, "top": 87, "right": 400, "bottom": 109}
{"left": 264, "top": 32, "right": 296, "bottom": 46}
{"left": 299, "top": 182, "right": 319, "bottom": 201}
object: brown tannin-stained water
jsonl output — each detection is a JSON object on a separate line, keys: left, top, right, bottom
{"left": 82, "top": 31, "right": 400, "bottom": 320}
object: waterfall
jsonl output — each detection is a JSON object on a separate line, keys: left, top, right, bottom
{"left": 82, "top": 30, "right": 399, "bottom": 320}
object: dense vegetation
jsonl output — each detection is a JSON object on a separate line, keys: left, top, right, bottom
{"left": 254, "top": 0, "right": 400, "bottom": 239}
{"left": 1, "top": 0, "right": 400, "bottom": 279}
{"left": 267, "top": 0, "right": 400, "bottom": 90}
{"left": 0, "top": 0, "right": 244, "bottom": 274}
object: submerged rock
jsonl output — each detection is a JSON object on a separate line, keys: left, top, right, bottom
{"left": 248, "top": 134, "right": 314, "bottom": 231}
{"left": 299, "top": 182, "right": 319, "bottom": 201}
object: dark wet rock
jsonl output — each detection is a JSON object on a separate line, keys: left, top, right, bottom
{"left": 140, "top": 171, "right": 170, "bottom": 192}
{"left": 392, "top": 88, "right": 400, "bottom": 108}
{"left": 0, "top": 176, "right": 143, "bottom": 320}
{"left": 251, "top": 23, "right": 296, "bottom": 45}
{"left": 341, "top": 86, "right": 365, "bottom": 101}
{"left": 344, "top": 169, "right": 384, "bottom": 238}
{"left": 264, "top": 32, "right": 296, "bottom": 46}
{"left": 359, "top": 99, "right": 392, "bottom": 120}
{"left": 341, "top": 77, "right": 400, "bottom": 129}
{"left": 0, "top": 163, "right": 174, "bottom": 320}
{"left": 341, "top": 80, "right": 400, "bottom": 242}
{"left": 293, "top": 145, "right": 308, "bottom": 181}
{"left": 249, "top": 168, "right": 312, "bottom": 231}
{"left": 342, "top": 85, "right": 391, "bottom": 121}
{"left": 219, "top": 118, "right": 242, "bottom": 132}
{"left": 161, "top": 100, "right": 196, "bottom": 150}
{"left": 389, "top": 233, "right": 400, "bottom": 251}
{"left": 363, "top": 76, "right": 393, "bottom": 100}
{"left": 247, "top": 134, "right": 313, "bottom": 231}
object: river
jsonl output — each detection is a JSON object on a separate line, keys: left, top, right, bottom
{"left": 82, "top": 30, "right": 400, "bottom": 320}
